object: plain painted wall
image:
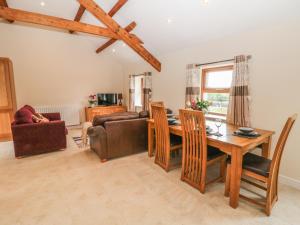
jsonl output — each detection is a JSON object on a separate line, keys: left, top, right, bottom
{"left": 0, "top": 22, "right": 124, "bottom": 116}
{"left": 123, "top": 20, "right": 300, "bottom": 184}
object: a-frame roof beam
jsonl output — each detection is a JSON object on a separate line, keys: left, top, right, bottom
{"left": 0, "top": 6, "right": 119, "bottom": 39}
{"left": 78, "top": 0, "right": 161, "bottom": 72}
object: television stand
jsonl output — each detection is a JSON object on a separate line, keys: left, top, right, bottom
{"left": 85, "top": 105, "right": 127, "bottom": 122}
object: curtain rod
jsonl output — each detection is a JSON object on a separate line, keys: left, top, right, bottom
{"left": 196, "top": 55, "right": 252, "bottom": 67}
{"left": 130, "top": 73, "right": 151, "bottom": 77}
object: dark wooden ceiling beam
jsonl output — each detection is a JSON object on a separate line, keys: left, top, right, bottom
{"left": 78, "top": 0, "right": 161, "bottom": 71}
{"left": 0, "top": 0, "right": 14, "bottom": 23}
{"left": 0, "top": 6, "right": 119, "bottom": 39}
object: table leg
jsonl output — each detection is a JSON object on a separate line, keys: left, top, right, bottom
{"left": 229, "top": 146, "right": 243, "bottom": 208}
{"left": 261, "top": 136, "right": 272, "bottom": 158}
{"left": 148, "top": 124, "right": 154, "bottom": 157}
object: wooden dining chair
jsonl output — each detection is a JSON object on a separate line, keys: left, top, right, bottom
{"left": 225, "top": 114, "right": 297, "bottom": 216}
{"left": 179, "top": 109, "right": 227, "bottom": 193}
{"left": 149, "top": 101, "right": 164, "bottom": 119}
{"left": 152, "top": 105, "right": 182, "bottom": 172}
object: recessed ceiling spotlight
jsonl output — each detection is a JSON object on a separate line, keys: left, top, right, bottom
{"left": 40, "top": 1, "right": 45, "bottom": 7}
{"left": 167, "top": 18, "right": 172, "bottom": 24}
{"left": 112, "top": 48, "right": 116, "bottom": 53}
{"left": 202, "top": 0, "right": 209, "bottom": 5}
{"left": 122, "top": 43, "right": 126, "bottom": 47}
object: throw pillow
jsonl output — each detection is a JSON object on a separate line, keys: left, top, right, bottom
{"left": 14, "top": 107, "right": 33, "bottom": 124}
{"left": 23, "top": 105, "right": 36, "bottom": 114}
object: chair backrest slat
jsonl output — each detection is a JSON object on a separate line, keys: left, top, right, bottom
{"left": 179, "top": 109, "right": 207, "bottom": 188}
{"left": 268, "top": 114, "right": 297, "bottom": 201}
{"left": 149, "top": 101, "right": 164, "bottom": 119}
{"left": 152, "top": 105, "right": 170, "bottom": 168}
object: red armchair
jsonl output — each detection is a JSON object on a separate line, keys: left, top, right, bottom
{"left": 11, "top": 113, "right": 67, "bottom": 158}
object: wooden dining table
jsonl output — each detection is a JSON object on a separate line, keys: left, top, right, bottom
{"left": 147, "top": 118, "right": 274, "bottom": 209}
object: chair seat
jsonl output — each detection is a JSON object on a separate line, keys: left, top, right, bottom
{"left": 207, "top": 146, "right": 225, "bottom": 161}
{"left": 170, "top": 134, "right": 182, "bottom": 146}
{"left": 228, "top": 153, "right": 271, "bottom": 177}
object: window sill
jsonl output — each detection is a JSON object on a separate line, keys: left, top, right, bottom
{"left": 205, "top": 114, "right": 226, "bottom": 122}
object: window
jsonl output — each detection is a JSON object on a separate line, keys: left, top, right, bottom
{"left": 134, "top": 76, "right": 143, "bottom": 107}
{"left": 201, "top": 65, "right": 233, "bottom": 116}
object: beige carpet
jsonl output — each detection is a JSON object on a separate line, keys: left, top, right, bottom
{"left": 1, "top": 129, "right": 300, "bottom": 225}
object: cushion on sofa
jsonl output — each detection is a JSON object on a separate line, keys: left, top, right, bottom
{"left": 93, "top": 112, "right": 139, "bottom": 126}
{"left": 14, "top": 107, "right": 34, "bottom": 124}
{"left": 139, "top": 111, "right": 149, "bottom": 118}
{"left": 23, "top": 105, "right": 36, "bottom": 115}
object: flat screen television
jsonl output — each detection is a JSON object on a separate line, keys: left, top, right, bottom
{"left": 97, "top": 93, "right": 119, "bottom": 106}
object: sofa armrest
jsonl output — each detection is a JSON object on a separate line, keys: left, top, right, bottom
{"left": 41, "top": 112, "right": 61, "bottom": 121}
{"left": 87, "top": 126, "right": 108, "bottom": 160}
{"left": 87, "top": 125, "right": 106, "bottom": 137}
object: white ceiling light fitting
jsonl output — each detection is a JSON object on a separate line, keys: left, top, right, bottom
{"left": 202, "top": 0, "right": 209, "bottom": 6}
{"left": 40, "top": 1, "right": 45, "bottom": 7}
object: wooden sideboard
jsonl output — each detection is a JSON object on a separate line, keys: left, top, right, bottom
{"left": 85, "top": 105, "right": 127, "bottom": 122}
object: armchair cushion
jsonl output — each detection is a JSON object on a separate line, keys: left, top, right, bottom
{"left": 42, "top": 113, "right": 61, "bottom": 121}
{"left": 14, "top": 107, "right": 33, "bottom": 124}
{"left": 24, "top": 105, "right": 36, "bottom": 115}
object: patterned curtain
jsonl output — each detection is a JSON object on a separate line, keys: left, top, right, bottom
{"left": 227, "top": 55, "right": 251, "bottom": 126}
{"left": 185, "top": 64, "right": 201, "bottom": 107}
{"left": 129, "top": 75, "right": 135, "bottom": 112}
{"left": 141, "top": 72, "right": 152, "bottom": 111}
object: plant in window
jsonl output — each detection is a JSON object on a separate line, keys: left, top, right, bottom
{"left": 191, "top": 98, "right": 211, "bottom": 112}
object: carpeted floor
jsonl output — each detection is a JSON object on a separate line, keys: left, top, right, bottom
{"left": 0, "top": 129, "right": 300, "bottom": 225}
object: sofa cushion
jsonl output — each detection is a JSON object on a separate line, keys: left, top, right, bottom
{"left": 23, "top": 105, "right": 36, "bottom": 115}
{"left": 139, "top": 111, "right": 149, "bottom": 118}
{"left": 93, "top": 112, "right": 140, "bottom": 127}
{"left": 14, "top": 107, "right": 33, "bottom": 124}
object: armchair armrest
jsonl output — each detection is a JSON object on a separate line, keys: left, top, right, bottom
{"left": 41, "top": 113, "right": 61, "bottom": 121}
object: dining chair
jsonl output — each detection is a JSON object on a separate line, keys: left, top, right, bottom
{"left": 179, "top": 109, "right": 227, "bottom": 193}
{"left": 152, "top": 105, "right": 182, "bottom": 172}
{"left": 225, "top": 114, "right": 297, "bottom": 216}
{"left": 149, "top": 101, "right": 164, "bottom": 119}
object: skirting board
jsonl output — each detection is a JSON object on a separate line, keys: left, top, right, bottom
{"left": 279, "top": 175, "right": 300, "bottom": 190}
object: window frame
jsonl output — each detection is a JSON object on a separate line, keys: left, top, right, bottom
{"left": 201, "top": 65, "right": 233, "bottom": 116}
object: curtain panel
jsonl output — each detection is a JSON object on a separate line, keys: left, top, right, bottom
{"left": 227, "top": 55, "right": 251, "bottom": 126}
{"left": 129, "top": 75, "right": 135, "bottom": 112}
{"left": 185, "top": 64, "right": 201, "bottom": 107}
{"left": 141, "top": 72, "right": 152, "bottom": 111}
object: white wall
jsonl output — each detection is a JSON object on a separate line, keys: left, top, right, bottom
{"left": 123, "top": 20, "right": 300, "bottom": 185}
{"left": 0, "top": 22, "right": 124, "bottom": 117}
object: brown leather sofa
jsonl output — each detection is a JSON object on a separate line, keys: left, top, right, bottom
{"left": 87, "top": 112, "right": 148, "bottom": 161}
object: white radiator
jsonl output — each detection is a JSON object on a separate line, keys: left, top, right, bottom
{"left": 34, "top": 105, "right": 80, "bottom": 126}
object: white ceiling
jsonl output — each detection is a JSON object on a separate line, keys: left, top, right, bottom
{"left": 5, "top": 0, "right": 300, "bottom": 62}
